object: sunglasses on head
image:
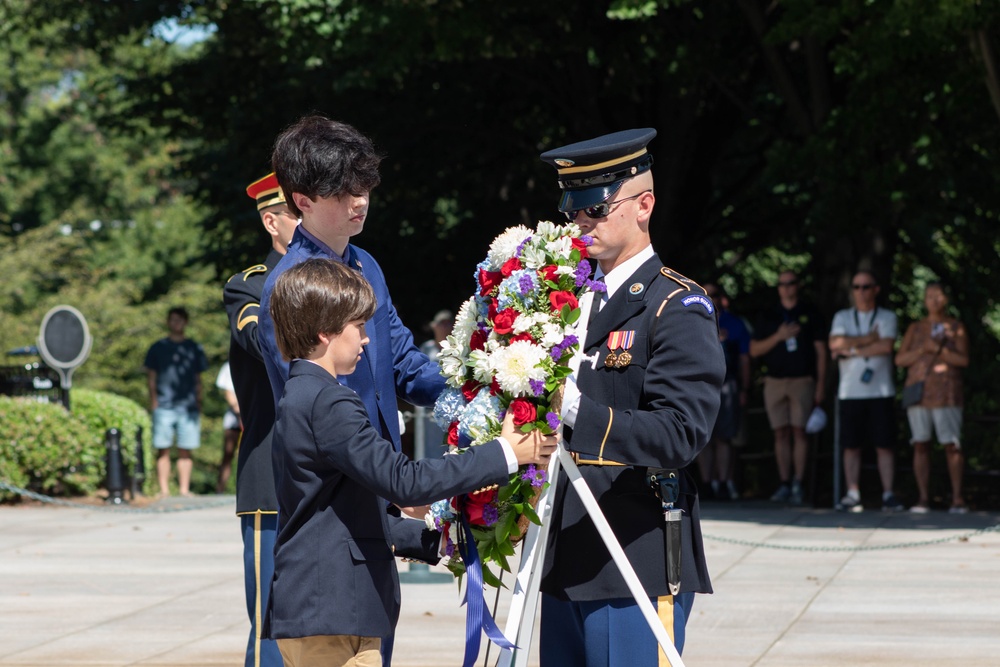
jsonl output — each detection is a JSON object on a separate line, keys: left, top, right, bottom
{"left": 564, "top": 190, "right": 651, "bottom": 221}
{"left": 852, "top": 283, "right": 876, "bottom": 290}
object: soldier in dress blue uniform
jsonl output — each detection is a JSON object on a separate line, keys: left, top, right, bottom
{"left": 539, "top": 129, "right": 725, "bottom": 666}
{"left": 223, "top": 172, "right": 299, "bottom": 667}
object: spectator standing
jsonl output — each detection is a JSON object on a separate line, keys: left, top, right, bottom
{"left": 215, "top": 361, "right": 241, "bottom": 493}
{"left": 828, "top": 271, "right": 904, "bottom": 512}
{"left": 895, "top": 282, "right": 969, "bottom": 513}
{"left": 750, "top": 271, "right": 827, "bottom": 505}
{"left": 698, "top": 283, "right": 750, "bottom": 501}
{"left": 144, "top": 306, "right": 209, "bottom": 498}
{"left": 223, "top": 171, "right": 298, "bottom": 667}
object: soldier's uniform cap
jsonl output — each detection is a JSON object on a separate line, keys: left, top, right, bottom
{"left": 540, "top": 128, "right": 656, "bottom": 212}
{"left": 245, "top": 172, "right": 287, "bottom": 211}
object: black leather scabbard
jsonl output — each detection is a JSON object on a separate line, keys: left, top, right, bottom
{"left": 665, "top": 508, "right": 682, "bottom": 596}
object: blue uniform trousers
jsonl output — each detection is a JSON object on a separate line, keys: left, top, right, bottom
{"left": 539, "top": 592, "right": 694, "bottom": 667}
{"left": 241, "top": 513, "right": 282, "bottom": 667}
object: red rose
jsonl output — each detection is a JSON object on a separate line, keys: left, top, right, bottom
{"left": 447, "top": 422, "right": 459, "bottom": 446}
{"left": 478, "top": 269, "right": 503, "bottom": 296}
{"left": 549, "top": 290, "right": 579, "bottom": 313}
{"left": 493, "top": 307, "right": 518, "bottom": 335}
{"left": 571, "top": 237, "right": 589, "bottom": 259}
{"left": 538, "top": 265, "right": 559, "bottom": 283}
{"left": 469, "top": 328, "right": 488, "bottom": 352}
{"left": 489, "top": 378, "right": 501, "bottom": 395}
{"left": 509, "top": 398, "right": 537, "bottom": 426}
{"left": 510, "top": 332, "right": 535, "bottom": 344}
{"left": 464, "top": 488, "right": 498, "bottom": 526}
{"left": 487, "top": 299, "right": 499, "bottom": 322}
{"left": 500, "top": 257, "right": 523, "bottom": 277}
{"left": 461, "top": 380, "right": 481, "bottom": 402}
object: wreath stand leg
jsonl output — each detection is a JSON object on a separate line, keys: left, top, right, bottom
{"left": 497, "top": 445, "right": 685, "bottom": 667}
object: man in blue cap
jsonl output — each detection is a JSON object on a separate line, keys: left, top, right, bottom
{"left": 539, "top": 128, "right": 725, "bottom": 666}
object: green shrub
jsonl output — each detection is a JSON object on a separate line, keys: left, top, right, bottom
{"left": 71, "top": 388, "right": 154, "bottom": 495}
{"left": 0, "top": 389, "right": 154, "bottom": 502}
{"left": 0, "top": 397, "right": 98, "bottom": 501}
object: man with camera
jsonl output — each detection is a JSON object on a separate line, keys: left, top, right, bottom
{"left": 828, "top": 270, "right": 903, "bottom": 512}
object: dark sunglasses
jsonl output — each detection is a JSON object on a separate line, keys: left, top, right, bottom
{"left": 564, "top": 190, "right": 652, "bottom": 221}
{"left": 852, "top": 283, "right": 876, "bottom": 290}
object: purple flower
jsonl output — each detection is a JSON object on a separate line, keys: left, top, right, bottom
{"left": 515, "top": 236, "right": 532, "bottom": 256}
{"left": 546, "top": 412, "right": 561, "bottom": 430}
{"left": 521, "top": 464, "right": 549, "bottom": 488}
{"left": 589, "top": 279, "right": 607, "bottom": 293}
{"left": 550, "top": 335, "right": 579, "bottom": 361}
{"left": 481, "top": 504, "right": 500, "bottom": 526}
{"left": 519, "top": 272, "right": 535, "bottom": 295}
{"left": 581, "top": 234, "right": 594, "bottom": 246}
{"left": 444, "top": 539, "right": 456, "bottom": 557}
{"left": 574, "top": 260, "right": 591, "bottom": 288}
{"left": 529, "top": 378, "right": 546, "bottom": 396}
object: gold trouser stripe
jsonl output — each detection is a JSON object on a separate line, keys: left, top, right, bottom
{"left": 254, "top": 512, "right": 263, "bottom": 667}
{"left": 597, "top": 406, "right": 614, "bottom": 461}
{"left": 657, "top": 594, "right": 675, "bottom": 667}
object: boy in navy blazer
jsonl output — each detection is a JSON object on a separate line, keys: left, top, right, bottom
{"left": 263, "top": 258, "right": 557, "bottom": 667}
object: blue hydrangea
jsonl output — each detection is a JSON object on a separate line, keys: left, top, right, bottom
{"left": 458, "top": 389, "right": 501, "bottom": 443}
{"left": 497, "top": 270, "right": 538, "bottom": 310}
{"left": 433, "top": 387, "right": 467, "bottom": 429}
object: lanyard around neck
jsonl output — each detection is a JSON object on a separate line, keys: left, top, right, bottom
{"left": 852, "top": 307, "right": 878, "bottom": 335}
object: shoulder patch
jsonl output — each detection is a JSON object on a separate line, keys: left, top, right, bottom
{"left": 681, "top": 294, "right": 715, "bottom": 315}
{"left": 238, "top": 264, "right": 268, "bottom": 281}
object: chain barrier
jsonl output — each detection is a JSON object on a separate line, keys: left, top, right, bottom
{"left": 0, "top": 480, "right": 233, "bottom": 514}
{"left": 703, "top": 522, "right": 1000, "bottom": 552}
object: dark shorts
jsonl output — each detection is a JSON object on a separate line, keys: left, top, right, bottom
{"left": 712, "top": 379, "right": 741, "bottom": 441}
{"left": 838, "top": 397, "right": 896, "bottom": 451}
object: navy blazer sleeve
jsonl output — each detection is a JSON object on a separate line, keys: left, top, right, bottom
{"left": 309, "top": 385, "right": 509, "bottom": 506}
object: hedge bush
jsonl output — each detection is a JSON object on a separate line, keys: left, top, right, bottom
{"left": 0, "top": 389, "right": 153, "bottom": 502}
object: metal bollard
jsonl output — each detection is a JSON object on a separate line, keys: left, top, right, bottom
{"left": 105, "top": 428, "right": 127, "bottom": 505}
{"left": 131, "top": 426, "right": 146, "bottom": 498}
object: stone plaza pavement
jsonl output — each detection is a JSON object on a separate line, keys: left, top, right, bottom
{"left": 1, "top": 495, "right": 998, "bottom": 667}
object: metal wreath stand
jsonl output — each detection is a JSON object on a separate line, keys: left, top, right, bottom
{"left": 494, "top": 295, "right": 686, "bottom": 667}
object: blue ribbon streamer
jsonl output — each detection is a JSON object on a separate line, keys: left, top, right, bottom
{"left": 458, "top": 501, "right": 518, "bottom": 667}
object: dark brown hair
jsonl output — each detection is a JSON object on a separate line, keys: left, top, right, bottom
{"left": 270, "top": 259, "right": 377, "bottom": 361}
{"left": 271, "top": 115, "right": 383, "bottom": 217}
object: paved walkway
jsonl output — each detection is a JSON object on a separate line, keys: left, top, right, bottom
{"left": 1, "top": 495, "right": 998, "bottom": 666}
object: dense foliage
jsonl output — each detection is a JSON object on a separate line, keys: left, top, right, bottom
{"left": 1, "top": 1, "right": 997, "bottom": 490}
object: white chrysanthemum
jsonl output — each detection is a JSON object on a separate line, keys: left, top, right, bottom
{"left": 469, "top": 349, "right": 494, "bottom": 385}
{"left": 490, "top": 340, "right": 549, "bottom": 396}
{"left": 512, "top": 313, "right": 535, "bottom": 334}
{"left": 545, "top": 235, "right": 573, "bottom": 258}
{"left": 485, "top": 336, "right": 502, "bottom": 353}
{"left": 453, "top": 297, "right": 479, "bottom": 343}
{"left": 487, "top": 225, "right": 532, "bottom": 270}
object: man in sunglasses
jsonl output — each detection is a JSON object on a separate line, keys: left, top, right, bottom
{"left": 750, "top": 270, "right": 827, "bottom": 506}
{"left": 538, "top": 128, "right": 726, "bottom": 666}
{"left": 828, "top": 271, "right": 904, "bottom": 512}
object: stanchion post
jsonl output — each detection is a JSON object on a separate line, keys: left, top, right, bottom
{"left": 131, "top": 425, "right": 146, "bottom": 498}
{"left": 105, "top": 428, "right": 127, "bottom": 505}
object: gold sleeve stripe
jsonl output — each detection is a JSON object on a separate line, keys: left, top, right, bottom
{"left": 241, "top": 264, "right": 268, "bottom": 280}
{"left": 597, "top": 406, "right": 614, "bottom": 461}
{"left": 237, "top": 303, "right": 259, "bottom": 331}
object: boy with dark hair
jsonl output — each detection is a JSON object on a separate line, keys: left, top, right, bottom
{"left": 263, "top": 258, "right": 556, "bottom": 667}
{"left": 257, "top": 116, "right": 447, "bottom": 664}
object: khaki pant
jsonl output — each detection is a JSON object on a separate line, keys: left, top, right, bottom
{"left": 277, "top": 635, "right": 381, "bottom": 667}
